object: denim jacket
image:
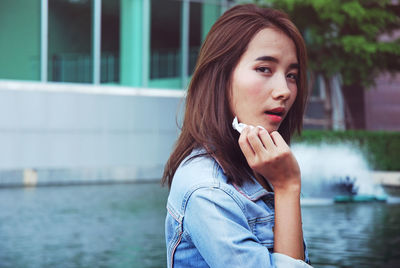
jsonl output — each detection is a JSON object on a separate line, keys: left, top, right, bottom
{"left": 165, "top": 149, "right": 311, "bottom": 268}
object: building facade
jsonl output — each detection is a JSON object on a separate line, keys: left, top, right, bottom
{"left": 0, "top": 0, "right": 233, "bottom": 88}
{"left": 0, "top": 0, "right": 233, "bottom": 186}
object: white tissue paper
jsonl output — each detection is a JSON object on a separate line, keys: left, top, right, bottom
{"left": 232, "top": 117, "right": 265, "bottom": 134}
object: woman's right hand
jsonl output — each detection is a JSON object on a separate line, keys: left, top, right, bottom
{"left": 238, "top": 126, "right": 301, "bottom": 193}
{"left": 238, "top": 126, "right": 305, "bottom": 261}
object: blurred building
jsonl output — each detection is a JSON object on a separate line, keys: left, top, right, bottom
{"left": 0, "top": 0, "right": 234, "bottom": 88}
{"left": 364, "top": 73, "right": 400, "bottom": 131}
{"left": 0, "top": 0, "right": 233, "bottom": 186}
{"left": 304, "top": 73, "right": 400, "bottom": 131}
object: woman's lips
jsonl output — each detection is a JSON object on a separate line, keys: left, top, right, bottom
{"left": 265, "top": 113, "right": 283, "bottom": 123}
{"left": 264, "top": 107, "right": 285, "bottom": 123}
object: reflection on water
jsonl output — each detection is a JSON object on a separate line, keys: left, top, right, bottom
{"left": 0, "top": 183, "right": 168, "bottom": 268}
{"left": 303, "top": 202, "right": 400, "bottom": 268}
{"left": 0, "top": 183, "right": 399, "bottom": 267}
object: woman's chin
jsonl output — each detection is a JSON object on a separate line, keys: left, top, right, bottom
{"left": 261, "top": 122, "right": 280, "bottom": 133}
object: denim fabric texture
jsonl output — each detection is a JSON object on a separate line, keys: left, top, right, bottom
{"left": 165, "top": 148, "right": 311, "bottom": 268}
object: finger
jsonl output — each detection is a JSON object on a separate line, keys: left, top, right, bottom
{"left": 247, "top": 127, "right": 265, "bottom": 156}
{"left": 269, "top": 131, "right": 289, "bottom": 149}
{"left": 238, "top": 127, "right": 255, "bottom": 158}
{"left": 258, "top": 128, "right": 276, "bottom": 151}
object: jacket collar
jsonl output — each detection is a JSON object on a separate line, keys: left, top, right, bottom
{"left": 233, "top": 177, "right": 274, "bottom": 201}
{"left": 192, "top": 147, "right": 274, "bottom": 201}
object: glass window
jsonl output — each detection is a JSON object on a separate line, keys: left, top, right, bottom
{"left": 0, "top": 0, "right": 41, "bottom": 81}
{"left": 48, "top": 0, "right": 93, "bottom": 83}
{"left": 150, "top": 0, "right": 181, "bottom": 80}
{"left": 101, "top": 0, "right": 120, "bottom": 84}
{"left": 189, "top": 2, "right": 202, "bottom": 75}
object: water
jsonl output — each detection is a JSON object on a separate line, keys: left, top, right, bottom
{"left": 292, "top": 143, "right": 383, "bottom": 198}
{"left": 0, "top": 183, "right": 167, "bottom": 268}
{"left": 302, "top": 202, "right": 400, "bottom": 268}
{"left": 1, "top": 183, "right": 399, "bottom": 268}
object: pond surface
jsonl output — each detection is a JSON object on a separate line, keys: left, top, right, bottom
{"left": 0, "top": 183, "right": 399, "bottom": 267}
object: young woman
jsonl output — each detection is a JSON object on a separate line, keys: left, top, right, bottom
{"left": 162, "top": 4, "right": 312, "bottom": 268}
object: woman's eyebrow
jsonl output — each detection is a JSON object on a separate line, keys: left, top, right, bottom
{"left": 255, "top": 56, "right": 299, "bottom": 70}
{"left": 255, "top": 56, "right": 278, "bottom": 62}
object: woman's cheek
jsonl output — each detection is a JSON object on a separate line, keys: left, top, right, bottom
{"left": 287, "top": 86, "right": 298, "bottom": 109}
{"left": 246, "top": 79, "right": 265, "bottom": 98}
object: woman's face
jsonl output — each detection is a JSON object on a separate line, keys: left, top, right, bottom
{"left": 230, "top": 27, "right": 298, "bottom": 133}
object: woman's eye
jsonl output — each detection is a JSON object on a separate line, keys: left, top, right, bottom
{"left": 287, "top": 73, "right": 298, "bottom": 81}
{"left": 256, "top": 67, "right": 271, "bottom": 73}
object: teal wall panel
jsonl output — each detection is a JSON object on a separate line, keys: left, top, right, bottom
{"left": 201, "top": 3, "right": 221, "bottom": 42}
{"left": 120, "top": 0, "right": 143, "bottom": 86}
{"left": 0, "top": 0, "right": 41, "bottom": 80}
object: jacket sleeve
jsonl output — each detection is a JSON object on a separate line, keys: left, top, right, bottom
{"left": 183, "top": 186, "right": 312, "bottom": 268}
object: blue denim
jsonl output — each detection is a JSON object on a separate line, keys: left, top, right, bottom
{"left": 165, "top": 149, "right": 311, "bottom": 268}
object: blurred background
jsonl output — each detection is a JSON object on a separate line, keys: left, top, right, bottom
{"left": 0, "top": 0, "right": 399, "bottom": 267}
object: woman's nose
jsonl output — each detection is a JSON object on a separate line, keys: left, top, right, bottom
{"left": 271, "top": 74, "right": 291, "bottom": 100}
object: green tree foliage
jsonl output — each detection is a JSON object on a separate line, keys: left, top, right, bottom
{"left": 254, "top": 0, "right": 400, "bottom": 87}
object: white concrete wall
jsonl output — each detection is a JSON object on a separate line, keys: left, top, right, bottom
{"left": 0, "top": 80, "right": 185, "bottom": 185}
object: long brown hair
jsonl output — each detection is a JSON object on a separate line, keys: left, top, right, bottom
{"left": 162, "top": 4, "right": 308, "bottom": 187}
